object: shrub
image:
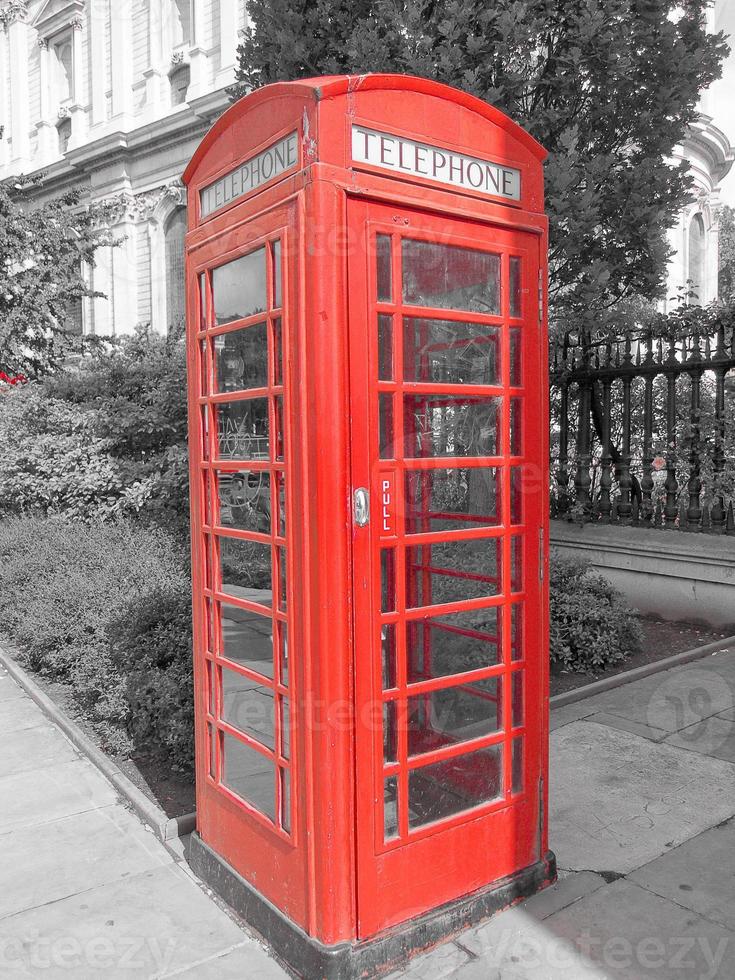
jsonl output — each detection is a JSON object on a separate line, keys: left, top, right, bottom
{"left": 108, "top": 579, "right": 194, "bottom": 772}
{"left": 0, "top": 328, "right": 189, "bottom": 535}
{"left": 0, "top": 516, "right": 192, "bottom": 759}
{"left": 550, "top": 552, "right": 642, "bottom": 672}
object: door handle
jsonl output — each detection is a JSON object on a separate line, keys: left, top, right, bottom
{"left": 353, "top": 488, "right": 370, "bottom": 527}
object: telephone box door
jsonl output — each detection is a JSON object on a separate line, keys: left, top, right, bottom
{"left": 348, "top": 198, "right": 548, "bottom": 937}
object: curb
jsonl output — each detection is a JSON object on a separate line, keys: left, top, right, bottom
{"left": 0, "top": 641, "right": 196, "bottom": 844}
{"left": 550, "top": 633, "right": 735, "bottom": 710}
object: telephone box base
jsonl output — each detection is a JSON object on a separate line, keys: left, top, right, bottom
{"left": 189, "top": 833, "right": 557, "bottom": 979}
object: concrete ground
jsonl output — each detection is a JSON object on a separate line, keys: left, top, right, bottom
{"left": 2, "top": 649, "right": 735, "bottom": 978}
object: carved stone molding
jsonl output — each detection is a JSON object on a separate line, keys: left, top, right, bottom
{"left": 0, "top": 1, "right": 30, "bottom": 28}
{"left": 70, "top": 15, "right": 82, "bottom": 30}
{"left": 57, "top": 105, "right": 70, "bottom": 119}
{"left": 37, "top": 35, "right": 49, "bottom": 48}
{"left": 171, "top": 50, "right": 185, "bottom": 66}
{"left": 106, "top": 182, "right": 186, "bottom": 223}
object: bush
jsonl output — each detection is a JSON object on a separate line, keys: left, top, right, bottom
{"left": 108, "top": 580, "right": 194, "bottom": 772}
{"left": 0, "top": 328, "right": 189, "bottom": 535}
{"left": 0, "top": 516, "right": 192, "bottom": 763}
{"left": 550, "top": 552, "right": 642, "bottom": 672}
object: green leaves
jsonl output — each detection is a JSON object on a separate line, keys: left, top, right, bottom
{"left": 235, "top": 0, "right": 727, "bottom": 338}
{"left": 0, "top": 175, "right": 116, "bottom": 378}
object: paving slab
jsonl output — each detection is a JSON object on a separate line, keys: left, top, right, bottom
{"left": 586, "top": 712, "right": 669, "bottom": 743}
{"left": 0, "top": 864, "right": 286, "bottom": 980}
{"left": 0, "top": 805, "right": 171, "bottom": 919}
{"left": 718, "top": 707, "right": 735, "bottom": 722}
{"left": 0, "top": 758, "right": 119, "bottom": 835}
{"left": 0, "top": 694, "right": 47, "bottom": 735}
{"left": 0, "top": 670, "right": 28, "bottom": 703}
{"left": 541, "top": 877, "right": 735, "bottom": 980}
{"left": 561, "top": 657, "right": 735, "bottom": 735}
{"left": 0, "top": 723, "right": 79, "bottom": 778}
{"left": 162, "top": 941, "right": 288, "bottom": 979}
{"left": 515, "top": 871, "right": 608, "bottom": 921}
{"left": 452, "top": 903, "right": 610, "bottom": 979}
{"left": 664, "top": 714, "right": 735, "bottom": 763}
{"left": 551, "top": 720, "right": 735, "bottom": 874}
{"left": 384, "top": 940, "right": 470, "bottom": 980}
{"left": 549, "top": 700, "right": 599, "bottom": 731}
{"left": 628, "top": 819, "right": 735, "bottom": 932}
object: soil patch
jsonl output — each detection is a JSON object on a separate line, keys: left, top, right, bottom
{"left": 550, "top": 617, "right": 730, "bottom": 698}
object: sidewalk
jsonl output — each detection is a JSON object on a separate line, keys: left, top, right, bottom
{"left": 0, "top": 664, "right": 285, "bottom": 979}
{"left": 3, "top": 650, "right": 735, "bottom": 979}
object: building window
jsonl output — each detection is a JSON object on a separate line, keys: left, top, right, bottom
{"left": 170, "top": 63, "right": 190, "bottom": 105}
{"left": 165, "top": 207, "right": 187, "bottom": 334}
{"left": 57, "top": 117, "right": 72, "bottom": 154}
{"left": 172, "top": 0, "right": 192, "bottom": 46}
{"left": 52, "top": 32, "right": 74, "bottom": 102}
{"left": 688, "top": 212, "right": 705, "bottom": 305}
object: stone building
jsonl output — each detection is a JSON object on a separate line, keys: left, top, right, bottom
{"left": 663, "top": 0, "right": 735, "bottom": 309}
{"left": 0, "top": 0, "right": 246, "bottom": 336}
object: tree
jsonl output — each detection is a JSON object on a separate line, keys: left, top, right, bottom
{"left": 0, "top": 175, "right": 116, "bottom": 378}
{"left": 233, "top": 0, "right": 728, "bottom": 337}
{"left": 720, "top": 205, "right": 735, "bottom": 305}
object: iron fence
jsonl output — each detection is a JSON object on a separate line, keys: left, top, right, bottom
{"left": 550, "top": 324, "right": 735, "bottom": 532}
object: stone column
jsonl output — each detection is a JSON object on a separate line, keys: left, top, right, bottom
{"left": 216, "top": 0, "right": 238, "bottom": 88}
{"left": 188, "top": 0, "right": 209, "bottom": 100}
{"left": 88, "top": 0, "right": 107, "bottom": 127}
{"left": 142, "top": 0, "right": 164, "bottom": 116}
{"left": 35, "top": 37, "right": 55, "bottom": 160}
{"left": 110, "top": 2, "right": 133, "bottom": 121}
{"left": 69, "top": 16, "right": 86, "bottom": 144}
{"left": 5, "top": 2, "right": 31, "bottom": 166}
{"left": 0, "top": 25, "right": 8, "bottom": 169}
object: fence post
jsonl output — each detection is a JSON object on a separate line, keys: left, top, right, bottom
{"left": 664, "top": 336, "right": 679, "bottom": 528}
{"left": 686, "top": 333, "right": 703, "bottom": 531}
{"left": 711, "top": 325, "right": 727, "bottom": 532}
{"left": 640, "top": 333, "right": 655, "bottom": 523}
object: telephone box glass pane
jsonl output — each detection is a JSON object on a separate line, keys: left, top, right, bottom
{"left": 378, "top": 315, "right": 393, "bottom": 380}
{"left": 215, "top": 324, "right": 268, "bottom": 392}
{"left": 510, "top": 468, "right": 522, "bottom": 525}
{"left": 220, "top": 537, "right": 272, "bottom": 605}
{"left": 280, "top": 768, "right": 291, "bottom": 833}
{"left": 512, "top": 671, "right": 524, "bottom": 727}
{"left": 512, "top": 738, "right": 523, "bottom": 793}
{"left": 216, "top": 399, "right": 269, "bottom": 460}
{"left": 402, "top": 240, "right": 501, "bottom": 315}
{"left": 277, "top": 620, "right": 288, "bottom": 687}
{"left": 384, "top": 776, "right": 399, "bottom": 840}
{"left": 383, "top": 702, "right": 398, "bottom": 764}
{"left": 221, "top": 666, "right": 275, "bottom": 750}
{"left": 280, "top": 698, "right": 290, "bottom": 760}
{"left": 407, "top": 606, "right": 501, "bottom": 683}
{"left": 404, "top": 466, "right": 500, "bottom": 532}
{"left": 403, "top": 319, "right": 500, "bottom": 386}
{"left": 220, "top": 603, "right": 274, "bottom": 678}
{"left": 407, "top": 676, "right": 502, "bottom": 755}
{"left": 511, "top": 603, "right": 523, "bottom": 661}
{"left": 217, "top": 472, "right": 271, "bottom": 533}
{"left": 404, "top": 395, "right": 500, "bottom": 458}
{"left": 382, "top": 624, "right": 397, "bottom": 689}
{"left": 379, "top": 394, "right": 394, "bottom": 458}
{"left": 406, "top": 539, "right": 502, "bottom": 608}
{"left": 376, "top": 234, "right": 392, "bottom": 302}
{"left": 272, "top": 240, "right": 282, "bottom": 309}
{"left": 222, "top": 733, "right": 275, "bottom": 820}
{"left": 213, "top": 248, "right": 267, "bottom": 324}
{"left": 510, "top": 328, "right": 522, "bottom": 386}
{"left": 408, "top": 743, "right": 503, "bottom": 828}
{"left": 509, "top": 257, "right": 522, "bottom": 318}
{"left": 510, "top": 399, "right": 522, "bottom": 456}
{"left": 511, "top": 536, "right": 523, "bottom": 593}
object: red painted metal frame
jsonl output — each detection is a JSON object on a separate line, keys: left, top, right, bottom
{"left": 183, "top": 74, "right": 549, "bottom": 947}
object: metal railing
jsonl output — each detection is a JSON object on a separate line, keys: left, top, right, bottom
{"left": 550, "top": 324, "right": 735, "bottom": 532}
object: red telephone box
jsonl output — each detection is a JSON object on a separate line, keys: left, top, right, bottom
{"left": 183, "top": 74, "right": 554, "bottom": 976}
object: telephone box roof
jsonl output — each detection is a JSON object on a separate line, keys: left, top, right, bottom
{"left": 183, "top": 73, "right": 547, "bottom": 187}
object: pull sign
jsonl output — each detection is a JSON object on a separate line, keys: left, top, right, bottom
{"left": 353, "top": 488, "right": 370, "bottom": 527}
{"left": 538, "top": 268, "right": 544, "bottom": 324}
{"left": 380, "top": 474, "right": 395, "bottom": 536}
